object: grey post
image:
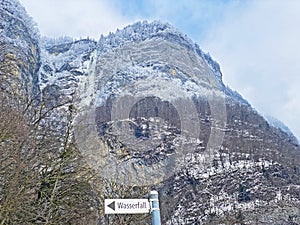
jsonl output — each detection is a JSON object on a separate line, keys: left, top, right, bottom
{"left": 149, "top": 190, "right": 162, "bottom": 225}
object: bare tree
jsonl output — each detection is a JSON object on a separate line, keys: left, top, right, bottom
{"left": 0, "top": 87, "right": 99, "bottom": 224}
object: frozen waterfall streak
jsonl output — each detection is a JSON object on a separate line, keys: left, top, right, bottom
{"left": 77, "top": 50, "right": 97, "bottom": 108}
{"left": 74, "top": 50, "right": 114, "bottom": 180}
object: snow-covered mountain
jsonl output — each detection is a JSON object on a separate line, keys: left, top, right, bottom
{"left": 38, "top": 21, "right": 300, "bottom": 224}
{"left": 1, "top": 0, "right": 300, "bottom": 223}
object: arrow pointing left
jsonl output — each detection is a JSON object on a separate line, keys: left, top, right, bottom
{"left": 107, "top": 201, "right": 115, "bottom": 211}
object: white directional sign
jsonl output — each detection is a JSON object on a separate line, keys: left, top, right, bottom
{"left": 104, "top": 199, "right": 150, "bottom": 214}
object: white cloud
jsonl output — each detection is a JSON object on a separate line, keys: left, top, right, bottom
{"left": 20, "top": 0, "right": 130, "bottom": 39}
{"left": 202, "top": 0, "right": 300, "bottom": 140}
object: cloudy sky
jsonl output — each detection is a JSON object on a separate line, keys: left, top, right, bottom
{"left": 20, "top": 0, "right": 300, "bottom": 141}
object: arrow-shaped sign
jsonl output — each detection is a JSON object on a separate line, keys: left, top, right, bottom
{"left": 107, "top": 201, "right": 115, "bottom": 211}
{"left": 104, "top": 199, "right": 150, "bottom": 214}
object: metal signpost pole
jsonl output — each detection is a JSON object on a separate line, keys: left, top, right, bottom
{"left": 149, "top": 190, "right": 162, "bottom": 225}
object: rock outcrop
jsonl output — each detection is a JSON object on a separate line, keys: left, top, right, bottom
{"left": 0, "top": 0, "right": 40, "bottom": 99}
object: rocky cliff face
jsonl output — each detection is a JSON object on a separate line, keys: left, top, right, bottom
{"left": 1, "top": 1, "right": 300, "bottom": 224}
{"left": 0, "top": 0, "right": 40, "bottom": 99}
{"left": 40, "top": 21, "right": 300, "bottom": 224}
